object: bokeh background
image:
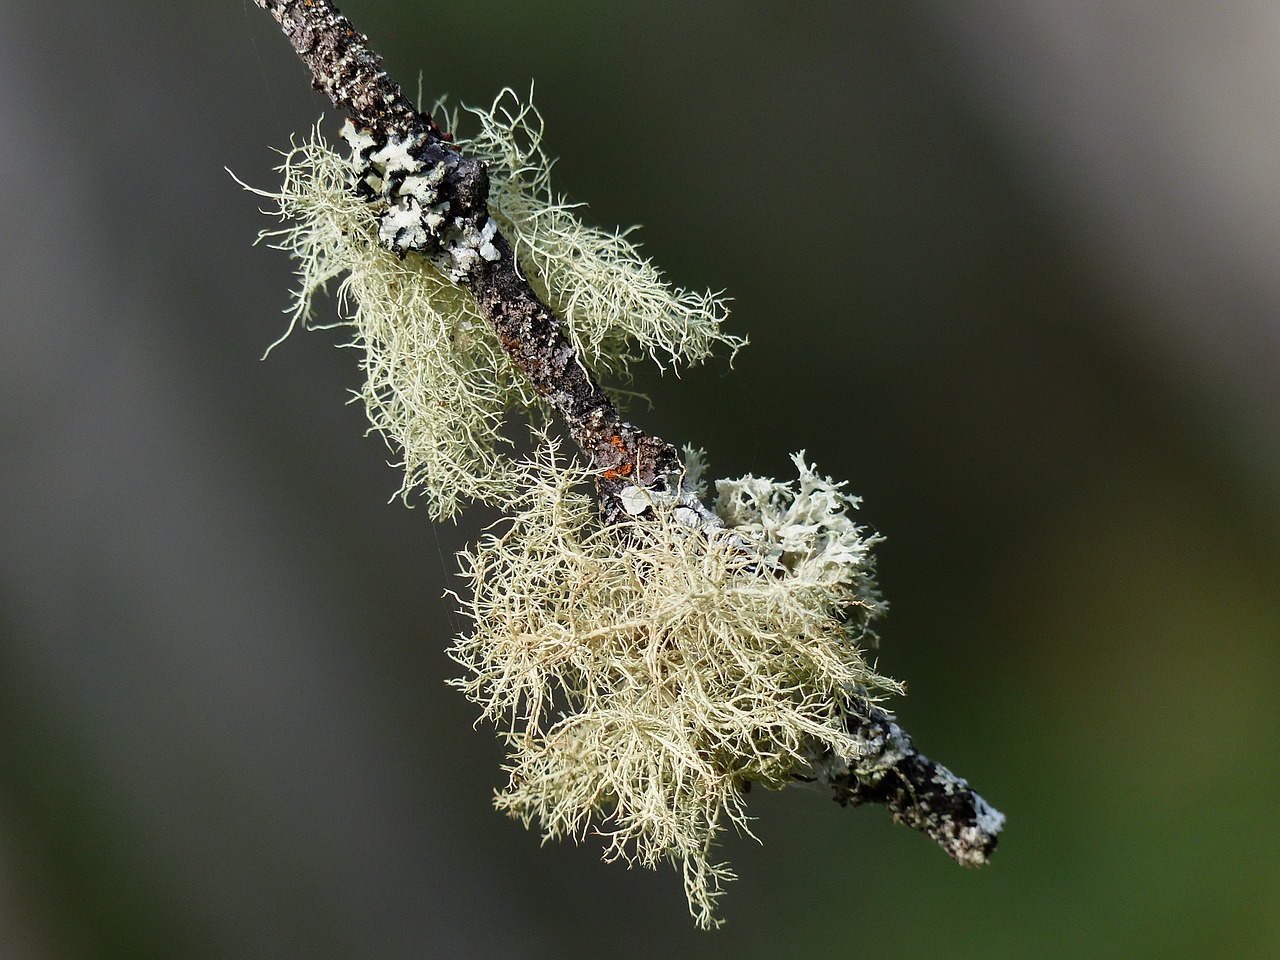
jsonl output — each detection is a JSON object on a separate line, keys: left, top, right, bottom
{"left": 3, "top": 1, "right": 1278, "bottom": 957}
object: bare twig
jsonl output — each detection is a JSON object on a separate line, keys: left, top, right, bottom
{"left": 252, "top": 0, "right": 1003, "bottom": 870}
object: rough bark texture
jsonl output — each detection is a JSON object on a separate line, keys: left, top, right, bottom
{"left": 255, "top": 0, "right": 426, "bottom": 136}
{"left": 466, "top": 234, "right": 684, "bottom": 516}
{"left": 811, "top": 700, "right": 1003, "bottom": 866}
{"left": 253, "top": 0, "right": 1004, "bottom": 868}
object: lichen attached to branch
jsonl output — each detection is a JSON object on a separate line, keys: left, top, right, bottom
{"left": 244, "top": 92, "right": 740, "bottom": 518}
{"left": 450, "top": 442, "right": 898, "bottom": 927}
{"left": 248, "top": 0, "right": 1003, "bottom": 930}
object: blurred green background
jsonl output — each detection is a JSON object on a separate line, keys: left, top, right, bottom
{"left": 2, "top": 1, "right": 1277, "bottom": 957}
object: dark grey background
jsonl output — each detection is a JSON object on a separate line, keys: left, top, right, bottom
{"left": 2, "top": 2, "right": 1277, "bottom": 957}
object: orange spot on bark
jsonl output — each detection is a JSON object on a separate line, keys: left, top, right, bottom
{"left": 603, "top": 435, "right": 633, "bottom": 482}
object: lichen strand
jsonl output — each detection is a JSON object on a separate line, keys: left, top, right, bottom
{"left": 450, "top": 444, "right": 898, "bottom": 927}
{"left": 456, "top": 90, "right": 745, "bottom": 377}
{"left": 248, "top": 125, "right": 539, "bottom": 518}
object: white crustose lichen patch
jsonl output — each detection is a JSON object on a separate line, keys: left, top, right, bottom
{"left": 439, "top": 215, "right": 501, "bottom": 283}
{"left": 450, "top": 443, "right": 898, "bottom": 928}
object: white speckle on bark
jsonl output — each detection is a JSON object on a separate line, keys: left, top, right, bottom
{"left": 379, "top": 199, "right": 429, "bottom": 251}
{"left": 932, "top": 766, "right": 968, "bottom": 796}
{"left": 439, "top": 217, "right": 502, "bottom": 281}
{"left": 974, "top": 795, "right": 1007, "bottom": 835}
{"left": 399, "top": 164, "right": 446, "bottom": 206}
{"left": 852, "top": 718, "right": 911, "bottom": 777}
{"left": 477, "top": 217, "right": 500, "bottom": 261}
{"left": 340, "top": 118, "right": 377, "bottom": 162}
{"left": 370, "top": 134, "right": 426, "bottom": 179}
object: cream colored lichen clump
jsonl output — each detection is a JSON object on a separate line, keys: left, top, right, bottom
{"left": 247, "top": 91, "right": 741, "bottom": 518}
{"left": 247, "top": 130, "right": 530, "bottom": 516}
{"left": 450, "top": 444, "right": 899, "bottom": 927}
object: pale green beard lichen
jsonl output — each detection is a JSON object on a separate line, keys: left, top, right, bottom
{"left": 249, "top": 133, "right": 532, "bottom": 516}
{"left": 246, "top": 91, "right": 741, "bottom": 518}
{"left": 450, "top": 443, "right": 900, "bottom": 928}
{"left": 459, "top": 90, "right": 744, "bottom": 377}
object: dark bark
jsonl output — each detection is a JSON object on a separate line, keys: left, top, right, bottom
{"left": 810, "top": 700, "right": 1003, "bottom": 866}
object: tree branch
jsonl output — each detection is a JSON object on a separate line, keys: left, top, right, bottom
{"left": 810, "top": 698, "right": 1004, "bottom": 866}
{"left": 252, "top": 0, "right": 1003, "bottom": 872}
